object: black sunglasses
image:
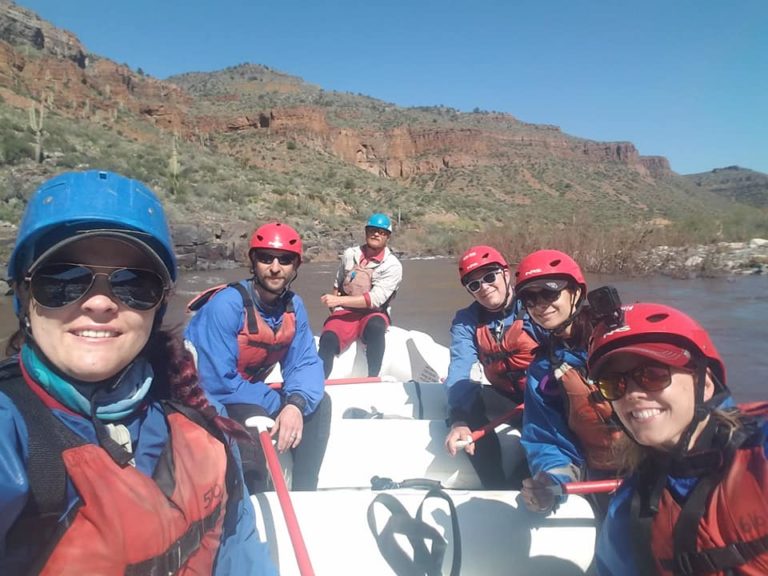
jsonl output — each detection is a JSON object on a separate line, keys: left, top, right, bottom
{"left": 520, "top": 288, "right": 563, "bottom": 308}
{"left": 28, "top": 263, "right": 166, "bottom": 311}
{"left": 365, "top": 227, "right": 390, "bottom": 237}
{"left": 254, "top": 252, "right": 296, "bottom": 266}
{"left": 595, "top": 364, "right": 677, "bottom": 401}
{"left": 465, "top": 270, "right": 502, "bottom": 294}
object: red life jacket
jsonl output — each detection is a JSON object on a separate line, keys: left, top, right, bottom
{"left": 647, "top": 405, "right": 768, "bottom": 575}
{"left": 475, "top": 318, "right": 537, "bottom": 401}
{"left": 188, "top": 282, "right": 296, "bottom": 382}
{"left": 556, "top": 362, "right": 623, "bottom": 471}
{"left": 0, "top": 366, "right": 237, "bottom": 576}
{"left": 43, "top": 411, "right": 230, "bottom": 575}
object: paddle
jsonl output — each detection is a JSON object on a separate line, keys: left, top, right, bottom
{"left": 454, "top": 405, "right": 525, "bottom": 448}
{"left": 245, "top": 416, "right": 315, "bottom": 576}
{"left": 268, "top": 376, "right": 395, "bottom": 390}
{"left": 559, "top": 478, "right": 622, "bottom": 495}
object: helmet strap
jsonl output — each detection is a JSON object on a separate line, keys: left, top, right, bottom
{"left": 551, "top": 287, "right": 584, "bottom": 336}
{"left": 675, "top": 361, "right": 717, "bottom": 458}
{"left": 483, "top": 272, "right": 512, "bottom": 314}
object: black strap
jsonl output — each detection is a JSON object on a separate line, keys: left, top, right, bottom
{"left": 371, "top": 476, "right": 443, "bottom": 491}
{"left": 231, "top": 282, "right": 260, "bottom": 334}
{"left": 1, "top": 370, "right": 87, "bottom": 545}
{"left": 125, "top": 502, "right": 223, "bottom": 576}
{"left": 367, "top": 488, "right": 461, "bottom": 576}
{"left": 663, "top": 533, "right": 768, "bottom": 575}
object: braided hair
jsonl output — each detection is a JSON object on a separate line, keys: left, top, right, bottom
{"left": 143, "top": 329, "right": 255, "bottom": 444}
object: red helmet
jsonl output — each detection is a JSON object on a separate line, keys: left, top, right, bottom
{"left": 588, "top": 302, "right": 726, "bottom": 386}
{"left": 458, "top": 245, "right": 508, "bottom": 282}
{"left": 514, "top": 249, "right": 586, "bottom": 295}
{"left": 249, "top": 222, "right": 303, "bottom": 264}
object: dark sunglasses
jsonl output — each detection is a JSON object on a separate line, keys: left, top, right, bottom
{"left": 465, "top": 270, "right": 502, "bottom": 294}
{"left": 520, "top": 288, "right": 562, "bottom": 308}
{"left": 365, "top": 227, "right": 390, "bottom": 237}
{"left": 254, "top": 252, "right": 296, "bottom": 266}
{"left": 28, "top": 263, "right": 166, "bottom": 311}
{"left": 595, "top": 364, "right": 677, "bottom": 401}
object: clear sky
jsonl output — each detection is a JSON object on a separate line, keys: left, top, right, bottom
{"left": 17, "top": 0, "right": 768, "bottom": 174}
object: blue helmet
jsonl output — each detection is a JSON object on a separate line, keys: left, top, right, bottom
{"left": 8, "top": 170, "right": 177, "bottom": 285}
{"left": 366, "top": 213, "right": 393, "bottom": 233}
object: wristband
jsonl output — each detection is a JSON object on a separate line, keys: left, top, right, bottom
{"left": 285, "top": 393, "right": 307, "bottom": 413}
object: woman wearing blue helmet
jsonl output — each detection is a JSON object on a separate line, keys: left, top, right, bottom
{"left": 0, "top": 171, "right": 275, "bottom": 575}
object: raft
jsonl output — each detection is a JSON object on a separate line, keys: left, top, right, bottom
{"left": 254, "top": 327, "right": 602, "bottom": 575}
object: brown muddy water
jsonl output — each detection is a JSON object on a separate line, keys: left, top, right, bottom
{"left": 2, "top": 258, "right": 766, "bottom": 402}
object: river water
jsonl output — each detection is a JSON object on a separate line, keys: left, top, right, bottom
{"left": 2, "top": 258, "right": 766, "bottom": 401}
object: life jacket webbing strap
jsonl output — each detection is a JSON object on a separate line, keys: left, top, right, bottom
{"left": 231, "top": 282, "right": 259, "bottom": 334}
{"left": 668, "top": 424, "right": 753, "bottom": 575}
{"left": 0, "top": 369, "right": 86, "bottom": 520}
{"left": 367, "top": 488, "right": 461, "bottom": 576}
{"left": 662, "top": 533, "right": 768, "bottom": 575}
{"left": 125, "top": 502, "right": 223, "bottom": 576}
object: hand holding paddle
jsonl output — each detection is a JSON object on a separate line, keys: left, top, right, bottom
{"left": 449, "top": 405, "right": 525, "bottom": 452}
{"left": 245, "top": 416, "right": 315, "bottom": 576}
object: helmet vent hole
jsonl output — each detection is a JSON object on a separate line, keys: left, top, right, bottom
{"left": 646, "top": 313, "right": 670, "bottom": 323}
{"left": 550, "top": 259, "right": 562, "bottom": 267}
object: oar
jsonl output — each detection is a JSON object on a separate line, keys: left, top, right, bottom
{"left": 268, "top": 376, "right": 395, "bottom": 390}
{"left": 455, "top": 405, "right": 525, "bottom": 448}
{"left": 245, "top": 416, "right": 315, "bottom": 576}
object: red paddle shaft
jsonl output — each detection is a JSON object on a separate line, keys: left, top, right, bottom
{"left": 561, "top": 478, "right": 623, "bottom": 495}
{"left": 269, "top": 376, "right": 383, "bottom": 389}
{"left": 255, "top": 429, "right": 315, "bottom": 576}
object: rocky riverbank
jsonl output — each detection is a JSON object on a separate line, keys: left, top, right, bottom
{"left": 635, "top": 238, "right": 768, "bottom": 278}
{"left": 1, "top": 236, "right": 766, "bottom": 296}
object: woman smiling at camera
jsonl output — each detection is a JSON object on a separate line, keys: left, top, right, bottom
{"left": 0, "top": 171, "right": 274, "bottom": 575}
{"left": 515, "top": 249, "right": 623, "bottom": 516}
{"left": 589, "top": 302, "right": 768, "bottom": 576}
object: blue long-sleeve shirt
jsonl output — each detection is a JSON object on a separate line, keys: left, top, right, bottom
{"left": 184, "top": 280, "right": 325, "bottom": 415}
{"left": 444, "top": 299, "right": 540, "bottom": 418}
{"left": 520, "top": 335, "right": 588, "bottom": 485}
{"left": 0, "top": 387, "right": 275, "bottom": 575}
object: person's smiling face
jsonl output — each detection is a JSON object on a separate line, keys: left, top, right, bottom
{"left": 522, "top": 285, "right": 579, "bottom": 331}
{"left": 464, "top": 266, "right": 509, "bottom": 310}
{"left": 27, "top": 237, "right": 162, "bottom": 382}
{"left": 601, "top": 352, "right": 713, "bottom": 451}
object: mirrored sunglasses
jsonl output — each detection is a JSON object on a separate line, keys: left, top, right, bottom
{"left": 596, "top": 364, "right": 675, "bottom": 401}
{"left": 28, "top": 263, "right": 166, "bottom": 311}
{"left": 520, "top": 288, "right": 563, "bottom": 308}
{"left": 254, "top": 252, "right": 296, "bottom": 266}
{"left": 465, "top": 269, "right": 502, "bottom": 294}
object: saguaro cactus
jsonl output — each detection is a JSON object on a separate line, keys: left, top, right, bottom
{"left": 28, "top": 102, "right": 45, "bottom": 163}
{"left": 168, "top": 134, "right": 181, "bottom": 196}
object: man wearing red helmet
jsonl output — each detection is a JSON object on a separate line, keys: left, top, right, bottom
{"left": 587, "top": 303, "right": 768, "bottom": 576}
{"left": 318, "top": 213, "right": 403, "bottom": 378}
{"left": 443, "top": 245, "right": 540, "bottom": 489}
{"left": 185, "top": 222, "right": 330, "bottom": 492}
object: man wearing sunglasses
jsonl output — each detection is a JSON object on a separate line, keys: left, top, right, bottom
{"left": 185, "top": 222, "right": 330, "bottom": 493}
{"left": 443, "top": 245, "right": 540, "bottom": 489}
{"left": 318, "top": 213, "right": 402, "bottom": 379}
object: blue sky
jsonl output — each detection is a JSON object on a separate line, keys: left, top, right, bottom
{"left": 18, "top": 0, "right": 768, "bottom": 174}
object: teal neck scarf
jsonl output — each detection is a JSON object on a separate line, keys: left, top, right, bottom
{"left": 21, "top": 343, "right": 154, "bottom": 422}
